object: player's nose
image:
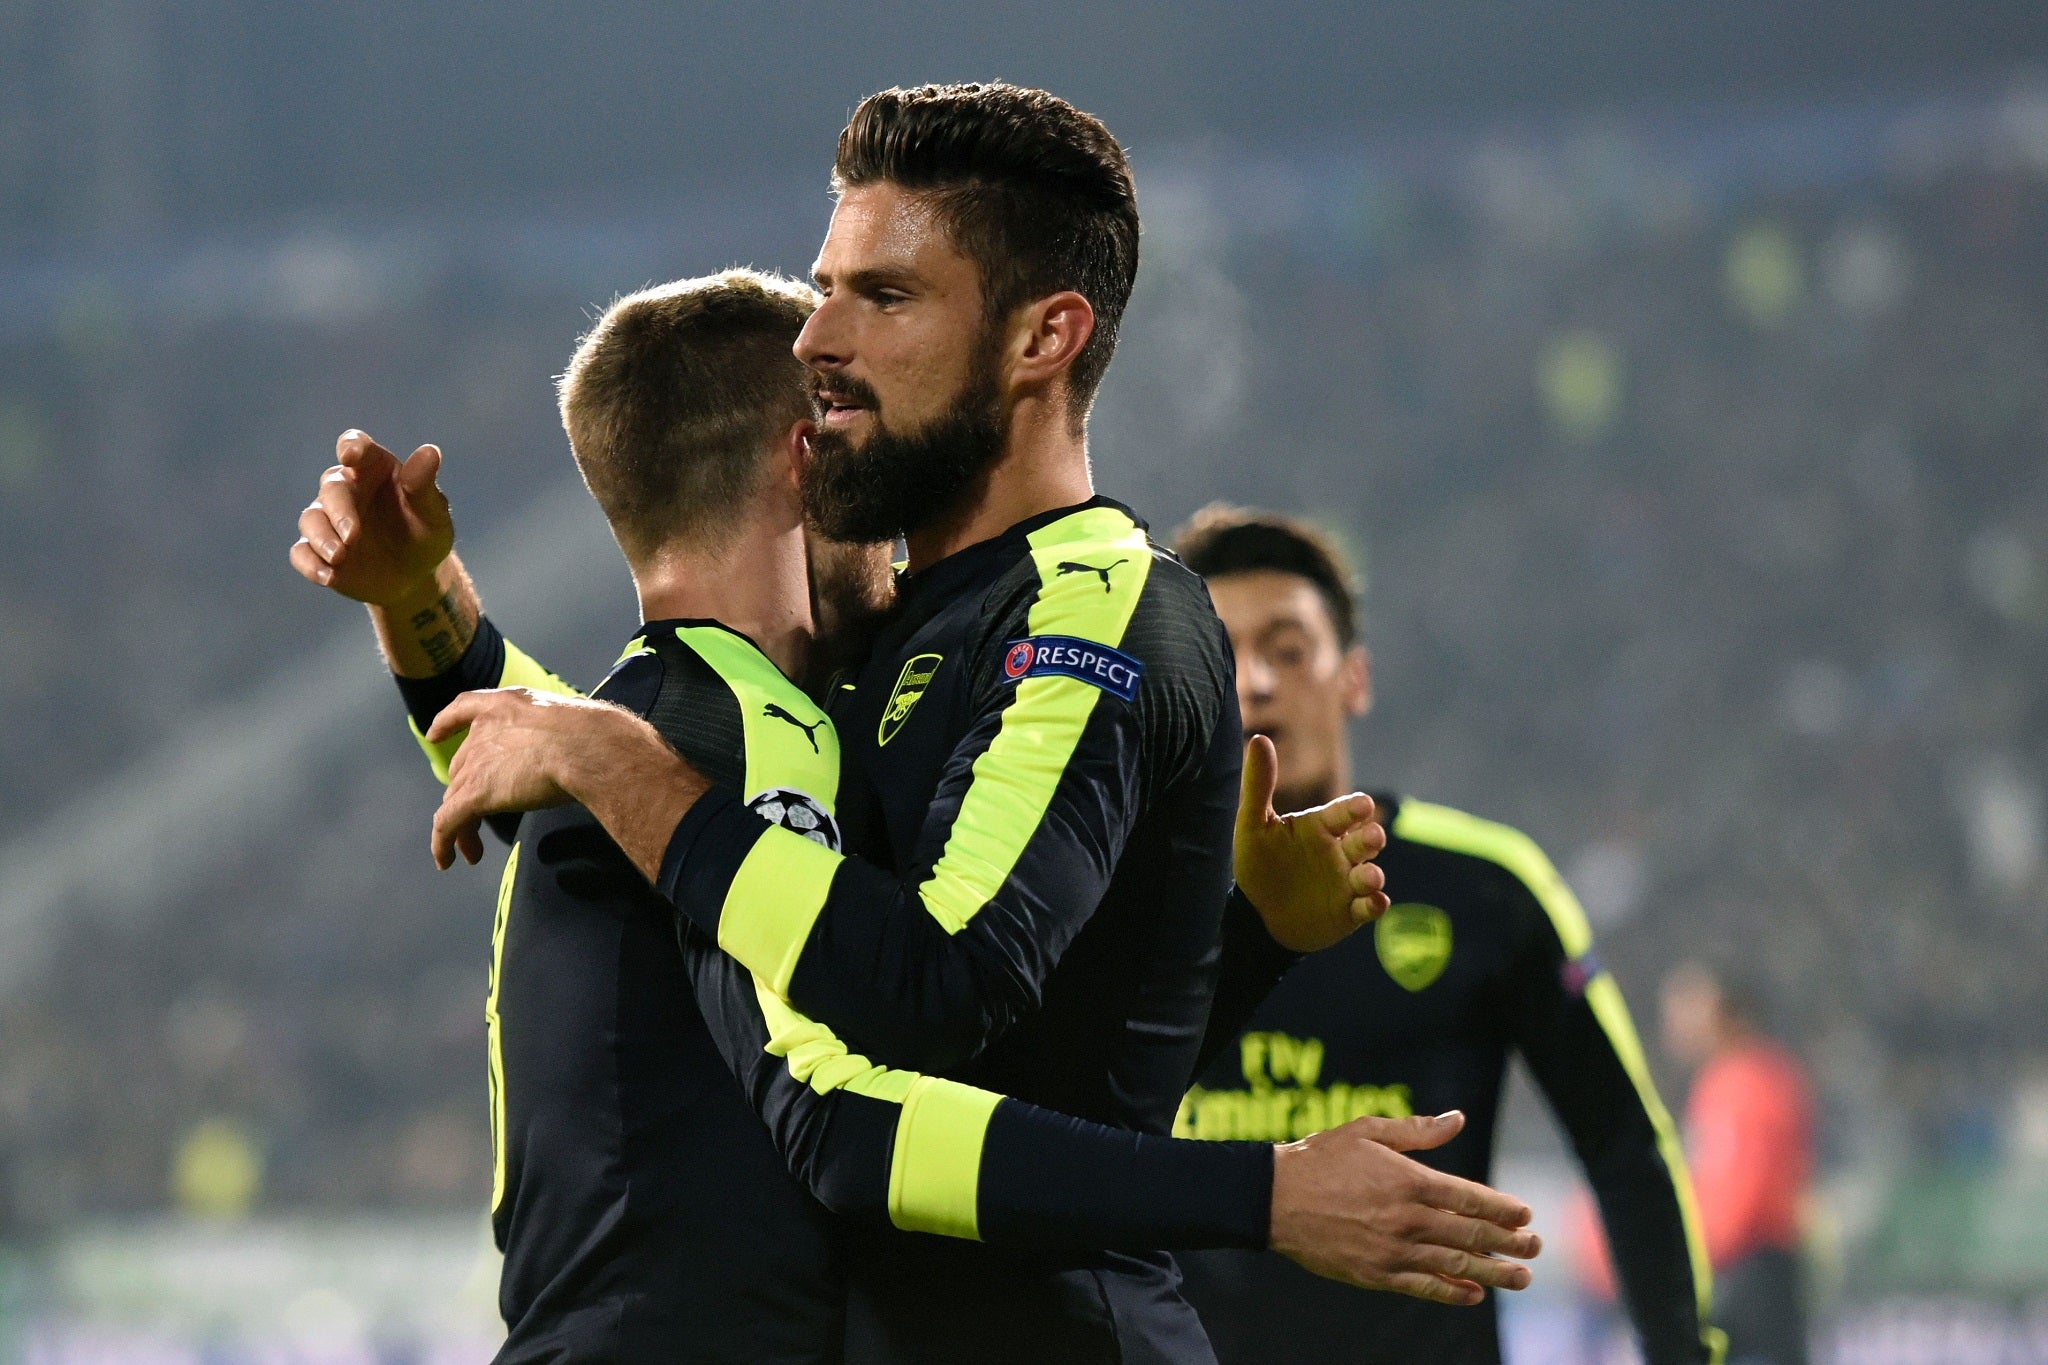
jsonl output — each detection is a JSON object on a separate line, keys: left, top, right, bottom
{"left": 795, "top": 296, "right": 849, "bottom": 371}
{"left": 1235, "top": 650, "right": 1276, "bottom": 705}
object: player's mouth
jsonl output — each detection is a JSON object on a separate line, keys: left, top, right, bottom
{"left": 814, "top": 386, "right": 876, "bottom": 428}
{"left": 1248, "top": 724, "right": 1283, "bottom": 746}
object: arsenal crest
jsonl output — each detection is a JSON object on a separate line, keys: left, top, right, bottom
{"left": 1376, "top": 902, "right": 1454, "bottom": 993}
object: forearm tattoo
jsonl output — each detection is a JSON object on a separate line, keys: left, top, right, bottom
{"left": 408, "top": 586, "right": 478, "bottom": 674}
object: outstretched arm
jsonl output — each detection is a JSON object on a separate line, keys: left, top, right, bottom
{"left": 430, "top": 534, "right": 1386, "bottom": 1073}
{"left": 425, "top": 685, "right": 1385, "bottom": 1071}
{"left": 669, "top": 916, "right": 1538, "bottom": 1304}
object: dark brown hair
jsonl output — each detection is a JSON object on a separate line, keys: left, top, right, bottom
{"left": 834, "top": 82, "right": 1139, "bottom": 431}
{"left": 559, "top": 270, "right": 816, "bottom": 557}
{"left": 1175, "top": 503, "right": 1362, "bottom": 647}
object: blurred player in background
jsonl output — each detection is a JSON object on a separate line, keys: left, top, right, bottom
{"left": 1169, "top": 505, "right": 1723, "bottom": 1365}
{"left": 1662, "top": 962, "right": 1814, "bottom": 1365}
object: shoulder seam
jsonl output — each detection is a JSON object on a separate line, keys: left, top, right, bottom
{"left": 1018, "top": 507, "right": 1154, "bottom": 648}
{"left": 1391, "top": 800, "right": 1593, "bottom": 958}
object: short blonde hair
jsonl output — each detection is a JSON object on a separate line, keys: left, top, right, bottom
{"left": 559, "top": 269, "right": 816, "bottom": 556}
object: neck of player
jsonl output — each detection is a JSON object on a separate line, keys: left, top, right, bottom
{"left": 903, "top": 387, "right": 1094, "bottom": 573}
{"left": 630, "top": 480, "right": 814, "bottom": 681}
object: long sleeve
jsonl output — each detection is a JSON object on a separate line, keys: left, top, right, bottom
{"left": 391, "top": 617, "right": 578, "bottom": 845}
{"left": 1463, "top": 817, "right": 1719, "bottom": 1364}
{"left": 658, "top": 537, "right": 1234, "bottom": 1072}
{"left": 394, "top": 616, "right": 579, "bottom": 783}
{"left": 1194, "top": 887, "right": 1302, "bottom": 1077}
{"left": 676, "top": 921, "right": 1274, "bottom": 1251}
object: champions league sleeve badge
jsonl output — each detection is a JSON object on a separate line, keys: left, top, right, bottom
{"left": 745, "top": 788, "right": 843, "bottom": 852}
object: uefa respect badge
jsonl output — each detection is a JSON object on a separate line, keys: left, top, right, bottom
{"left": 1000, "top": 635, "right": 1144, "bottom": 702}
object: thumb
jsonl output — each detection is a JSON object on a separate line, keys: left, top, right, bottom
{"left": 1347, "top": 1110, "right": 1465, "bottom": 1153}
{"left": 423, "top": 689, "right": 489, "bottom": 745}
{"left": 1238, "top": 734, "right": 1279, "bottom": 836}
{"left": 400, "top": 444, "right": 452, "bottom": 524}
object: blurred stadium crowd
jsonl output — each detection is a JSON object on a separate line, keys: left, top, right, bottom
{"left": 1, "top": 76, "right": 2044, "bottom": 1316}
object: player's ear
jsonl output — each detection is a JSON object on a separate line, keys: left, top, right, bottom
{"left": 1006, "top": 290, "right": 1095, "bottom": 395}
{"left": 1343, "top": 645, "right": 1372, "bottom": 717}
{"left": 775, "top": 418, "right": 814, "bottom": 494}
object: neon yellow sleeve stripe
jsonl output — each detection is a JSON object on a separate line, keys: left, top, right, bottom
{"left": 409, "top": 717, "right": 466, "bottom": 785}
{"left": 485, "top": 841, "right": 520, "bottom": 1213}
{"left": 719, "top": 826, "right": 841, "bottom": 996}
{"left": 751, "top": 978, "right": 916, "bottom": 1102}
{"left": 672, "top": 624, "right": 848, "bottom": 990}
{"left": 915, "top": 668, "right": 1113, "bottom": 933}
{"left": 887, "top": 1076, "right": 1002, "bottom": 1239}
{"left": 675, "top": 625, "right": 841, "bottom": 806}
{"left": 1585, "top": 973, "right": 1718, "bottom": 1332}
{"left": 916, "top": 510, "right": 1153, "bottom": 934}
{"left": 1393, "top": 799, "right": 1717, "bottom": 1330}
{"left": 748, "top": 979, "right": 999, "bottom": 1240}
{"left": 1391, "top": 801, "right": 1594, "bottom": 955}
{"left": 407, "top": 637, "right": 580, "bottom": 784}
{"left": 501, "top": 639, "right": 578, "bottom": 697}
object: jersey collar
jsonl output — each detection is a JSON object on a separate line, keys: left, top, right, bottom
{"left": 894, "top": 495, "right": 1149, "bottom": 608}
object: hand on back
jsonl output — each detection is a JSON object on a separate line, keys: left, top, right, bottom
{"left": 290, "top": 430, "right": 454, "bottom": 607}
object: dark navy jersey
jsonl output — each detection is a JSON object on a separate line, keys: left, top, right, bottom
{"left": 474, "top": 627, "right": 846, "bottom": 1365}
{"left": 659, "top": 499, "right": 1250, "bottom": 1363}
{"left": 1178, "top": 796, "right": 1719, "bottom": 1365}
{"left": 408, "top": 596, "right": 1274, "bottom": 1365}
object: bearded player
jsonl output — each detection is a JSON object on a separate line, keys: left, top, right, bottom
{"left": 421, "top": 85, "right": 1539, "bottom": 1362}
{"left": 294, "top": 275, "right": 1532, "bottom": 1360}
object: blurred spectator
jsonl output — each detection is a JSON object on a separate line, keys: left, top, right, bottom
{"left": 1662, "top": 962, "right": 1817, "bottom": 1365}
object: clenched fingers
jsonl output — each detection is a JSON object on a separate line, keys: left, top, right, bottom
{"left": 1311, "top": 792, "right": 1377, "bottom": 835}
{"left": 317, "top": 464, "right": 364, "bottom": 544}
{"left": 1339, "top": 820, "right": 1387, "bottom": 862}
{"left": 289, "top": 538, "right": 335, "bottom": 586}
{"left": 298, "top": 504, "right": 343, "bottom": 562}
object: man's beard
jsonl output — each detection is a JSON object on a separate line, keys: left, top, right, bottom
{"left": 800, "top": 343, "right": 1009, "bottom": 545}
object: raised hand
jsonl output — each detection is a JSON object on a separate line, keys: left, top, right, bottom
{"left": 290, "top": 430, "right": 455, "bottom": 607}
{"left": 290, "top": 429, "right": 481, "bottom": 677}
{"left": 1233, "top": 734, "right": 1391, "bottom": 952}
{"left": 1269, "top": 1110, "right": 1541, "bottom": 1303}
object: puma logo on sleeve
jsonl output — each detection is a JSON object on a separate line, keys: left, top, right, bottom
{"left": 1055, "top": 559, "right": 1128, "bottom": 592}
{"left": 763, "top": 702, "right": 827, "bottom": 753}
